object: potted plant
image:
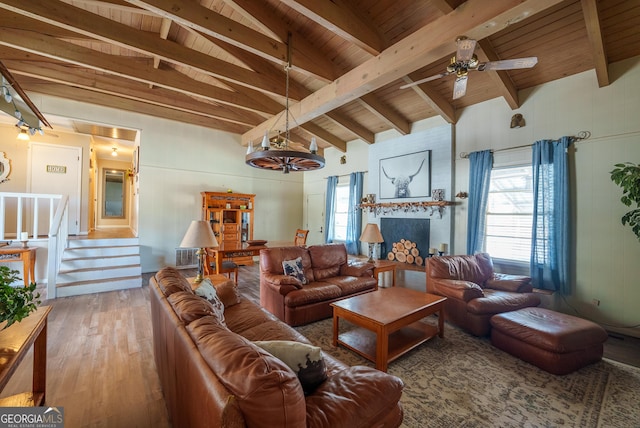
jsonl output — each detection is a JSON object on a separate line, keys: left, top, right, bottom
{"left": 0, "top": 266, "right": 41, "bottom": 330}
{"left": 610, "top": 162, "right": 640, "bottom": 241}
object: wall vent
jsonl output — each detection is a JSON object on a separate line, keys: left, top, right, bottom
{"left": 175, "top": 248, "right": 198, "bottom": 267}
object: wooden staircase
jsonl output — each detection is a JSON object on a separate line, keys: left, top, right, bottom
{"left": 55, "top": 237, "right": 142, "bottom": 297}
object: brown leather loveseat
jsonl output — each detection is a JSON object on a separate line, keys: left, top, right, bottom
{"left": 260, "top": 243, "right": 377, "bottom": 326}
{"left": 150, "top": 266, "right": 404, "bottom": 428}
{"left": 426, "top": 253, "right": 541, "bottom": 336}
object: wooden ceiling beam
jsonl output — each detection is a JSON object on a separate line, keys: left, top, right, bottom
{"left": 242, "top": 0, "right": 566, "bottom": 144}
{"left": 580, "top": 0, "right": 609, "bottom": 87}
{"left": 150, "top": 17, "right": 172, "bottom": 87}
{"left": 405, "top": 0, "right": 457, "bottom": 124}
{"left": 69, "top": 0, "right": 159, "bottom": 16}
{"left": 358, "top": 94, "right": 411, "bottom": 135}
{"left": 0, "top": 31, "right": 280, "bottom": 115}
{"left": 324, "top": 112, "right": 375, "bottom": 144}
{"left": 299, "top": 122, "right": 347, "bottom": 152}
{"left": 476, "top": 39, "right": 520, "bottom": 109}
{"left": 402, "top": 76, "right": 456, "bottom": 124}
{"left": 210, "top": 36, "right": 359, "bottom": 150}
{"left": 224, "top": 0, "right": 336, "bottom": 84}
{"left": 0, "top": 0, "right": 288, "bottom": 98}
{"left": 5, "top": 60, "right": 262, "bottom": 126}
{"left": 0, "top": 60, "right": 51, "bottom": 128}
{"left": 21, "top": 82, "right": 250, "bottom": 134}
{"left": 125, "top": 0, "right": 336, "bottom": 82}
{"left": 280, "top": 0, "right": 386, "bottom": 56}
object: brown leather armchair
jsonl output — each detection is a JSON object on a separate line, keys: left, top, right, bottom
{"left": 426, "top": 253, "right": 540, "bottom": 336}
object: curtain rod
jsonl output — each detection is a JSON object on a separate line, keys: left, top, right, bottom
{"left": 323, "top": 171, "right": 368, "bottom": 179}
{"left": 458, "top": 131, "right": 590, "bottom": 159}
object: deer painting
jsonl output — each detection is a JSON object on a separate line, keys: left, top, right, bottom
{"left": 381, "top": 158, "right": 425, "bottom": 198}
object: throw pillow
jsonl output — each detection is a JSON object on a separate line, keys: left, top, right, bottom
{"left": 194, "top": 279, "right": 225, "bottom": 325}
{"left": 282, "top": 257, "right": 308, "bottom": 285}
{"left": 253, "top": 340, "right": 327, "bottom": 394}
{"left": 213, "top": 280, "right": 242, "bottom": 308}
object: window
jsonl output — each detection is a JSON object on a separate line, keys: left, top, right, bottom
{"left": 332, "top": 184, "right": 350, "bottom": 241}
{"left": 485, "top": 165, "right": 533, "bottom": 262}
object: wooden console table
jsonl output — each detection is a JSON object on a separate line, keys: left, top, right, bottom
{"left": 0, "top": 247, "right": 37, "bottom": 286}
{"left": 0, "top": 306, "right": 52, "bottom": 406}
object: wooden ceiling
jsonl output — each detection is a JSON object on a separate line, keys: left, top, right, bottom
{"left": 0, "top": 0, "right": 639, "bottom": 153}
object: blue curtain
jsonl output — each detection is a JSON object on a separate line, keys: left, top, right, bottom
{"left": 530, "top": 137, "right": 572, "bottom": 293}
{"left": 324, "top": 176, "right": 338, "bottom": 243}
{"left": 345, "top": 172, "right": 364, "bottom": 255}
{"left": 466, "top": 150, "right": 493, "bottom": 254}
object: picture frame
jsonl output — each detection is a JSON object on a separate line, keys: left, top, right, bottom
{"left": 379, "top": 150, "right": 431, "bottom": 199}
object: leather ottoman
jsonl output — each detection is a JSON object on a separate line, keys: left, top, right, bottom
{"left": 490, "top": 307, "right": 608, "bottom": 375}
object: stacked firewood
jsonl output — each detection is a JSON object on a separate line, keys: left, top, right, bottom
{"left": 386, "top": 239, "right": 424, "bottom": 266}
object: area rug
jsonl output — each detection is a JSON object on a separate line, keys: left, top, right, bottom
{"left": 295, "top": 317, "right": 640, "bottom": 428}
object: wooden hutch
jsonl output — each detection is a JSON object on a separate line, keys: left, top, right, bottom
{"left": 201, "top": 191, "right": 255, "bottom": 265}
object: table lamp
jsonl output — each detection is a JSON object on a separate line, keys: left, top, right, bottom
{"left": 179, "top": 220, "right": 218, "bottom": 284}
{"left": 359, "top": 223, "right": 384, "bottom": 262}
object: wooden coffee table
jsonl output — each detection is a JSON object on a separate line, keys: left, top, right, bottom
{"left": 331, "top": 288, "right": 446, "bottom": 372}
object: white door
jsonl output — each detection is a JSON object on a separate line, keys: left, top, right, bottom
{"left": 305, "top": 193, "right": 324, "bottom": 245}
{"left": 29, "top": 143, "right": 82, "bottom": 235}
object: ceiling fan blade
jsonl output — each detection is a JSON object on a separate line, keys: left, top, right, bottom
{"left": 453, "top": 76, "right": 468, "bottom": 99}
{"left": 478, "top": 57, "right": 538, "bottom": 71}
{"left": 399, "top": 72, "right": 453, "bottom": 89}
{"left": 456, "top": 37, "right": 477, "bottom": 62}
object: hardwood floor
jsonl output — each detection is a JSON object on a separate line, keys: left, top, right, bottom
{"left": 1, "top": 262, "right": 637, "bottom": 427}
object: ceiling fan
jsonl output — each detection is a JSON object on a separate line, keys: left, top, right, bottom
{"left": 400, "top": 36, "right": 538, "bottom": 99}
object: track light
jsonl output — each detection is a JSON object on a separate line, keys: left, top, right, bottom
{"left": 17, "top": 128, "right": 29, "bottom": 141}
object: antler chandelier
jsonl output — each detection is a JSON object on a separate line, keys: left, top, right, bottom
{"left": 245, "top": 34, "right": 324, "bottom": 174}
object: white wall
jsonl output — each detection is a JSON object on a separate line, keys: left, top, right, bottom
{"left": 1, "top": 95, "right": 304, "bottom": 274}
{"left": 368, "top": 124, "right": 454, "bottom": 256}
{"left": 453, "top": 56, "right": 640, "bottom": 337}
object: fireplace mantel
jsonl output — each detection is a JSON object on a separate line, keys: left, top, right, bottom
{"left": 357, "top": 201, "right": 454, "bottom": 218}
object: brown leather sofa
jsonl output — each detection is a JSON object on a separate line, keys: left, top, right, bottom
{"left": 260, "top": 243, "right": 377, "bottom": 326}
{"left": 426, "top": 253, "right": 541, "bottom": 336}
{"left": 150, "top": 266, "right": 404, "bottom": 428}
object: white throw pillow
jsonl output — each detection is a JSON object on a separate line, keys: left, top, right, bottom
{"left": 194, "top": 279, "right": 225, "bottom": 325}
{"left": 253, "top": 340, "right": 327, "bottom": 394}
{"left": 282, "top": 257, "right": 308, "bottom": 285}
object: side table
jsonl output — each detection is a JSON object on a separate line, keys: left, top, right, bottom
{"left": 0, "top": 306, "right": 52, "bottom": 406}
{"left": 373, "top": 260, "right": 397, "bottom": 287}
{"left": 0, "top": 246, "right": 37, "bottom": 286}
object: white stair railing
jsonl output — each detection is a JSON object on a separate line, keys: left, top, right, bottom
{"left": 47, "top": 195, "right": 69, "bottom": 298}
{"left": 0, "top": 192, "right": 69, "bottom": 298}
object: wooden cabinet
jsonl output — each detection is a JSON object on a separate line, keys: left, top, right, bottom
{"left": 201, "top": 192, "right": 255, "bottom": 265}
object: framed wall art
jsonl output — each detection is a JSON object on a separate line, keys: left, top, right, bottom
{"left": 379, "top": 150, "right": 431, "bottom": 199}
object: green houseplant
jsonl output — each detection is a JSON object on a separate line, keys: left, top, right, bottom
{"left": 0, "top": 266, "right": 41, "bottom": 330}
{"left": 610, "top": 162, "right": 640, "bottom": 241}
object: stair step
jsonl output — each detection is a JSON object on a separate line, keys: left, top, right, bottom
{"left": 61, "top": 254, "right": 140, "bottom": 269}
{"left": 68, "top": 237, "right": 139, "bottom": 248}
{"left": 57, "top": 264, "right": 142, "bottom": 283}
{"left": 56, "top": 276, "right": 142, "bottom": 297}
{"left": 64, "top": 246, "right": 140, "bottom": 257}
{"left": 55, "top": 237, "right": 142, "bottom": 298}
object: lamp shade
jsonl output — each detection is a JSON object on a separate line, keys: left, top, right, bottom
{"left": 359, "top": 223, "right": 384, "bottom": 243}
{"left": 179, "top": 220, "right": 219, "bottom": 248}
